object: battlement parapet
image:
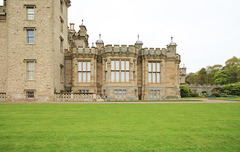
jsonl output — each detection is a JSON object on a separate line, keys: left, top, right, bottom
{"left": 72, "top": 47, "right": 98, "bottom": 55}
{"left": 104, "top": 44, "right": 137, "bottom": 54}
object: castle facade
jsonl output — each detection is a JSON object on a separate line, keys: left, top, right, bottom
{"left": 0, "top": 0, "right": 182, "bottom": 102}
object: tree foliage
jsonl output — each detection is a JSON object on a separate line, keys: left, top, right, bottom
{"left": 213, "top": 70, "right": 230, "bottom": 85}
{"left": 186, "top": 56, "right": 240, "bottom": 85}
{"left": 180, "top": 85, "right": 190, "bottom": 97}
{"left": 222, "top": 82, "right": 240, "bottom": 96}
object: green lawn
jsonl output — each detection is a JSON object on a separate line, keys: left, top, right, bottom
{"left": 0, "top": 103, "right": 240, "bottom": 152}
{"left": 208, "top": 97, "right": 240, "bottom": 101}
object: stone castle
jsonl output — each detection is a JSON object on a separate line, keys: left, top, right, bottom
{"left": 0, "top": 0, "right": 186, "bottom": 102}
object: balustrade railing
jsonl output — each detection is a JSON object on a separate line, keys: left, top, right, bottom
{"left": 55, "top": 93, "right": 104, "bottom": 102}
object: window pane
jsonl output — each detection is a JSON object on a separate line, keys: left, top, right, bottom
{"left": 148, "top": 62, "right": 151, "bottom": 71}
{"left": 87, "top": 72, "right": 91, "bottom": 82}
{"left": 111, "top": 61, "right": 115, "bottom": 70}
{"left": 28, "top": 15, "right": 34, "bottom": 20}
{"left": 116, "top": 61, "right": 119, "bottom": 70}
{"left": 153, "top": 63, "right": 156, "bottom": 72}
{"left": 87, "top": 62, "right": 91, "bottom": 71}
{"left": 148, "top": 73, "right": 152, "bottom": 82}
{"left": 28, "top": 37, "right": 34, "bottom": 44}
{"left": 78, "top": 72, "right": 82, "bottom": 82}
{"left": 105, "top": 71, "right": 107, "bottom": 82}
{"left": 83, "top": 72, "right": 86, "bottom": 82}
{"left": 121, "top": 61, "right": 125, "bottom": 70}
{"left": 111, "top": 71, "right": 114, "bottom": 82}
{"left": 121, "top": 71, "right": 124, "bottom": 82}
{"left": 27, "top": 30, "right": 34, "bottom": 44}
{"left": 78, "top": 62, "right": 82, "bottom": 71}
{"left": 27, "top": 8, "right": 34, "bottom": 20}
{"left": 133, "top": 71, "right": 135, "bottom": 81}
{"left": 27, "top": 62, "right": 34, "bottom": 80}
{"left": 28, "top": 8, "right": 34, "bottom": 14}
{"left": 83, "top": 62, "right": 86, "bottom": 71}
{"left": 157, "top": 63, "right": 160, "bottom": 72}
{"left": 28, "top": 71, "right": 34, "bottom": 80}
{"left": 153, "top": 72, "right": 156, "bottom": 83}
{"left": 28, "top": 30, "right": 34, "bottom": 37}
{"left": 28, "top": 62, "right": 34, "bottom": 70}
{"left": 157, "top": 73, "right": 160, "bottom": 82}
{"left": 126, "top": 72, "right": 129, "bottom": 82}
{"left": 126, "top": 61, "right": 129, "bottom": 70}
{"left": 116, "top": 71, "right": 119, "bottom": 82}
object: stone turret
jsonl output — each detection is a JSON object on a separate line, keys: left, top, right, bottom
{"left": 134, "top": 34, "right": 143, "bottom": 49}
{"left": 96, "top": 33, "right": 104, "bottom": 50}
{"left": 180, "top": 64, "right": 187, "bottom": 84}
{"left": 167, "top": 37, "right": 177, "bottom": 57}
{"left": 73, "top": 20, "right": 89, "bottom": 48}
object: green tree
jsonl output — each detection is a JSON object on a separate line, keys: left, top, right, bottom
{"left": 225, "top": 56, "right": 240, "bottom": 83}
{"left": 222, "top": 82, "right": 240, "bottom": 96}
{"left": 186, "top": 72, "right": 197, "bottom": 84}
{"left": 206, "top": 64, "right": 223, "bottom": 85}
{"left": 213, "top": 70, "right": 230, "bottom": 85}
{"left": 197, "top": 68, "right": 208, "bottom": 85}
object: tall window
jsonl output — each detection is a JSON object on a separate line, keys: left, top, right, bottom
{"left": 105, "top": 61, "right": 108, "bottom": 82}
{"left": 78, "top": 61, "right": 91, "bottom": 82}
{"left": 27, "top": 7, "right": 34, "bottom": 20}
{"left": 60, "top": 65, "right": 64, "bottom": 83}
{"left": 27, "top": 61, "right": 35, "bottom": 80}
{"left": 60, "top": 0, "right": 63, "bottom": 13}
{"left": 133, "top": 61, "right": 135, "bottom": 81}
{"left": 111, "top": 60, "right": 129, "bottom": 82}
{"left": 60, "top": 18, "right": 64, "bottom": 32}
{"left": 148, "top": 62, "right": 160, "bottom": 83}
{"left": 27, "top": 29, "right": 34, "bottom": 44}
{"left": 60, "top": 38, "right": 63, "bottom": 52}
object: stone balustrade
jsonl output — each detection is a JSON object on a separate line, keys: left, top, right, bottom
{"left": 55, "top": 93, "right": 104, "bottom": 102}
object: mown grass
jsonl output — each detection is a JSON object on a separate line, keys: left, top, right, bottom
{"left": 208, "top": 97, "right": 240, "bottom": 101}
{"left": 0, "top": 103, "right": 240, "bottom": 152}
{"left": 107, "top": 99, "right": 202, "bottom": 102}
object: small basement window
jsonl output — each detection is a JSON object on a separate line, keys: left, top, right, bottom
{"left": 27, "top": 91, "right": 34, "bottom": 99}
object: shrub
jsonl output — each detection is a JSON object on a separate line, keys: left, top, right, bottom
{"left": 212, "top": 92, "right": 221, "bottom": 97}
{"left": 222, "top": 82, "right": 240, "bottom": 96}
{"left": 190, "top": 92, "right": 199, "bottom": 97}
{"left": 221, "top": 93, "right": 228, "bottom": 97}
{"left": 180, "top": 85, "right": 190, "bottom": 97}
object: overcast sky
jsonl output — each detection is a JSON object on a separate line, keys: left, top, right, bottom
{"left": 68, "top": 0, "right": 240, "bottom": 73}
{"left": 1, "top": 0, "right": 239, "bottom": 73}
